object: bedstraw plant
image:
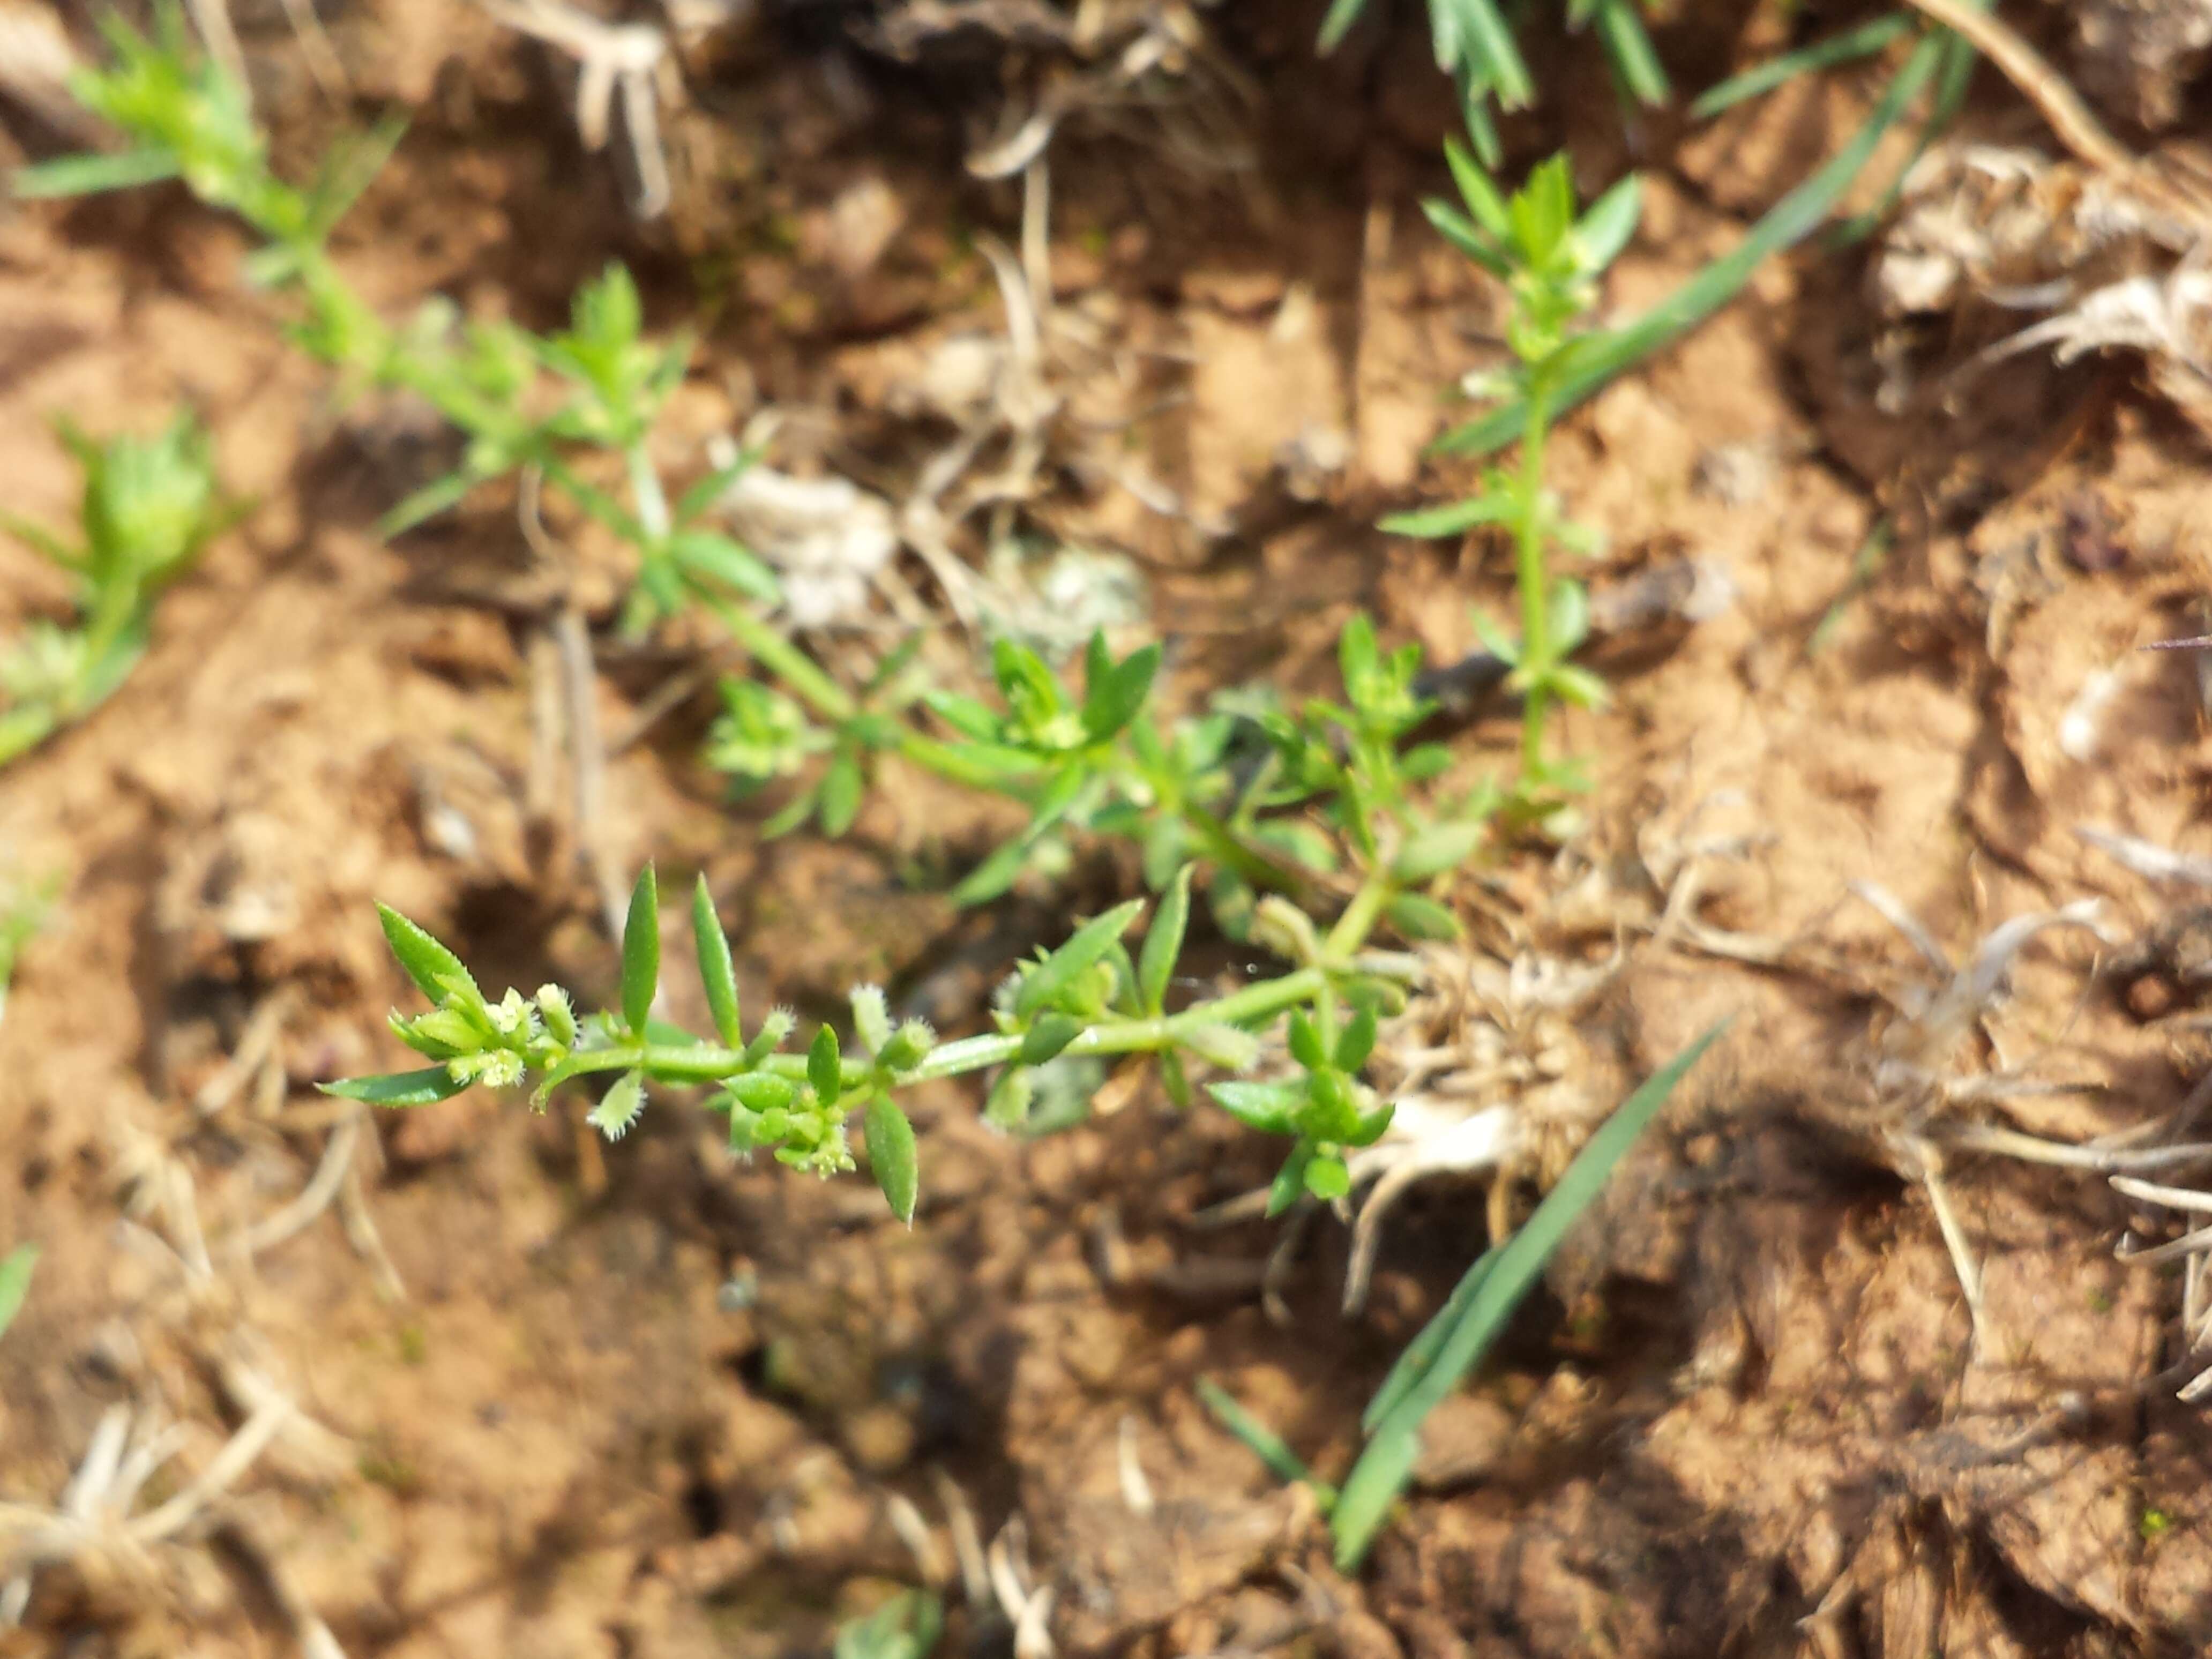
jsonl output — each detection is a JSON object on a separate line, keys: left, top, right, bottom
{"left": 19, "top": 11, "right": 1732, "bottom": 1573}
{"left": 0, "top": 414, "right": 235, "bottom": 766}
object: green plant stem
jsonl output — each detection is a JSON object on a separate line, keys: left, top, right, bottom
{"left": 706, "top": 596, "right": 857, "bottom": 722}
{"left": 627, "top": 443, "right": 671, "bottom": 542}
{"left": 1513, "top": 368, "right": 1555, "bottom": 776}
{"left": 544, "top": 965, "right": 1333, "bottom": 1094}
{"left": 1325, "top": 876, "right": 1389, "bottom": 961}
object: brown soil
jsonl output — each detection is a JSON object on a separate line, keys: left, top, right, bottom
{"left": 7, "top": 1, "right": 2212, "bottom": 1655}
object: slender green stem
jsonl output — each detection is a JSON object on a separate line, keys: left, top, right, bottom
{"left": 1325, "top": 875, "right": 1391, "bottom": 962}
{"left": 705, "top": 596, "right": 856, "bottom": 722}
{"left": 627, "top": 443, "right": 671, "bottom": 543}
{"left": 619, "top": 965, "right": 1332, "bottom": 1092}
{"left": 1513, "top": 368, "right": 1554, "bottom": 778}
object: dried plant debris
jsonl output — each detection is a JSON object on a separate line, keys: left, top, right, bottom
{"left": 1873, "top": 138, "right": 2212, "bottom": 432}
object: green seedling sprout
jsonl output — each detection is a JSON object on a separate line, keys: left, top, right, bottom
{"left": 832, "top": 1589, "right": 942, "bottom": 1659}
{"left": 1386, "top": 151, "right": 1636, "bottom": 806}
{"left": 1, "top": 414, "right": 235, "bottom": 765}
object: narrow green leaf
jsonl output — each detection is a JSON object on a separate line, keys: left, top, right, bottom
{"left": 1266, "top": 1143, "right": 1314, "bottom": 1217}
{"left": 377, "top": 469, "right": 477, "bottom": 537}
{"left": 809, "top": 1025, "right": 842, "bottom": 1108}
{"left": 951, "top": 831, "right": 1037, "bottom": 906}
{"left": 1365, "top": 1246, "right": 1501, "bottom": 1431}
{"left": 1444, "top": 0, "right": 1532, "bottom": 106}
{"left": 1019, "top": 1012, "right": 1085, "bottom": 1067}
{"left": 1335, "top": 1006, "right": 1378, "bottom": 1073}
{"left": 377, "top": 904, "right": 477, "bottom": 1005}
{"left": 1333, "top": 1020, "right": 1729, "bottom": 1568}
{"left": 1315, "top": 0, "right": 1369, "bottom": 53}
{"left": 1288, "top": 1010, "right": 1327, "bottom": 1071}
{"left": 11, "top": 150, "right": 181, "bottom": 199}
{"left": 863, "top": 1093, "right": 919, "bottom": 1223}
{"left": 320, "top": 1067, "right": 472, "bottom": 1107}
{"left": 1014, "top": 898, "right": 1146, "bottom": 1018}
{"left": 691, "top": 876, "right": 742, "bottom": 1048}
{"left": 1393, "top": 818, "right": 1489, "bottom": 885}
{"left": 1385, "top": 892, "right": 1463, "bottom": 941}
{"left": 818, "top": 751, "right": 864, "bottom": 836}
{"left": 730, "top": 1073, "right": 798, "bottom": 1112}
{"left": 668, "top": 529, "right": 780, "bottom": 603}
{"left": 674, "top": 445, "right": 763, "bottom": 524}
{"left": 1138, "top": 864, "right": 1194, "bottom": 1015}
{"left": 621, "top": 865, "right": 660, "bottom": 1034}
{"left": 1572, "top": 174, "right": 1643, "bottom": 274}
{"left": 1197, "top": 1378, "right": 1335, "bottom": 1503}
{"left": 1688, "top": 13, "right": 1912, "bottom": 121}
{"left": 1081, "top": 641, "right": 1162, "bottom": 741}
{"left": 1207, "top": 1080, "right": 1305, "bottom": 1134}
{"left": 1590, "top": 0, "right": 1670, "bottom": 106}
{"left": 1380, "top": 492, "right": 1515, "bottom": 537}
{"left": 1443, "top": 134, "right": 1512, "bottom": 240}
{"left": 0, "top": 1244, "right": 36, "bottom": 1340}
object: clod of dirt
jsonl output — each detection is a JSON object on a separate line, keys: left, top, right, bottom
{"left": 1029, "top": 1411, "right": 1308, "bottom": 1655}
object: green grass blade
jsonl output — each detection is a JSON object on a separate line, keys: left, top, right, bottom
{"left": 1444, "top": 0, "right": 1533, "bottom": 107}
{"left": 1591, "top": 0, "right": 1670, "bottom": 106}
{"left": 1197, "top": 1377, "right": 1337, "bottom": 1505}
{"left": 1316, "top": 0, "right": 1370, "bottom": 54}
{"left": 1363, "top": 1243, "right": 1501, "bottom": 1431}
{"left": 1690, "top": 13, "right": 1913, "bottom": 120}
{"left": 1331, "top": 1019, "right": 1728, "bottom": 1568}
{"left": 0, "top": 1244, "right": 36, "bottom": 1340}
{"left": 1433, "top": 36, "right": 1943, "bottom": 459}
{"left": 1832, "top": 24, "right": 1981, "bottom": 245}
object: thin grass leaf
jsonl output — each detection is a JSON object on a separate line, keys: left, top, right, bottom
{"left": 1364, "top": 1246, "right": 1500, "bottom": 1431}
{"left": 1833, "top": 23, "right": 1981, "bottom": 245}
{"left": 1589, "top": 0, "right": 1670, "bottom": 105}
{"left": 691, "top": 875, "right": 742, "bottom": 1048}
{"left": 11, "top": 150, "right": 182, "bottom": 199}
{"left": 1688, "top": 12, "right": 1914, "bottom": 120}
{"left": 1197, "top": 1378, "right": 1337, "bottom": 1503}
{"left": 0, "top": 1244, "right": 37, "bottom": 1340}
{"left": 1332, "top": 1019, "right": 1728, "bottom": 1567}
{"left": 1441, "top": 0, "right": 1533, "bottom": 106}
{"left": 1434, "top": 35, "right": 1944, "bottom": 457}
{"left": 377, "top": 469, "right": 476, "bottom": 537}
{"left": 1315, "top": 0, "right": 1369, "bottom": 54}
{"left": 621, "top": 865, "right": 660, "bottom": 1034}
{"left": 322, "top": 1066, "right": 472, "bottom": 1107}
